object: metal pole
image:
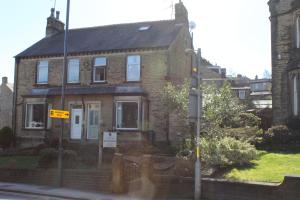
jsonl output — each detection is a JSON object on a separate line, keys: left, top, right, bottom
{"left": 194, "top": 48, "right": 202, "bottom": 200}
{"left": 58, "top": 0, "right": 70, "bottom": 187}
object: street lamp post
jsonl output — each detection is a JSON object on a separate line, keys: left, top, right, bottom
{"left": 194, "top": 48, "right": 202, "bottom": 200}
{"left": 58, "top": 0, "right": 70, "bottom": 187}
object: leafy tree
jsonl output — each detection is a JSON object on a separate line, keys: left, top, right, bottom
{"left": 202, "top": 81, "right": 245, "bottom": 128}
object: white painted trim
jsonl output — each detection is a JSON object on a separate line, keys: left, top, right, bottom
{"left": 25, "top": 102, "right": 46, "bottom": 129}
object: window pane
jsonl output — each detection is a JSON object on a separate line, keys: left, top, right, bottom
{"left": 37, "top": 61, "right": 48, "bottom": 83}
{"left": 26, "top": 104, "right": 45, "bottom": 128}
{"left": 116, "top": 102, "right": 138, "bottom": 129}
{"left": 94, "top": 67, "right": 105, "bottom": 81}
{"left": 127, "top": 56, "right": 140, "bottom": 81}
{"left": 95, "top": 57, "right": 106, "bottom": 66}
{"left": 68, "top": 59, "right": 80, "bottom": 83}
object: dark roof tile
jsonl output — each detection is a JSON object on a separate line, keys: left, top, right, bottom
{"left": 16, "top": 20, "right": 182, "bottom": 58}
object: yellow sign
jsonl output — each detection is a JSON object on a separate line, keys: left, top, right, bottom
{"left": 50, "top": 109, "right": 70, "bottom": 119}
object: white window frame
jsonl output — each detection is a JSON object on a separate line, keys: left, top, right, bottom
{"left": 293, "top": 76, "right": 298, "bottom": 116}
{"left": 126, "top": 55, "right": 141, "bottom": 82}
{"left": 296, "top": 15, "right": 300, "bottom": 48}
{"left": 37, "top": 60, "right": 48, "bottom": 84}
{"left": 239, "top": 90, "right": 246, "bottom": 100}
{"left": 115, "top": 100, "right": 140, "bottom": 130}
{"left": 25, "top": 103, "right": 46, "bottom": 129}
{"left": 93, "top": 57, "right": 106, "bottom": 83}
{"left": 67, "top": 59, "right": 80, "bottom": 83}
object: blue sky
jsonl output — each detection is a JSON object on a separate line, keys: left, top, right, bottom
{"left": 0, "top": 0, "right": 271, "bottom": 83}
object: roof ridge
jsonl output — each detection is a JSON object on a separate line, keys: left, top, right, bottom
{"left": 69, "top": 19, "right": 175, "bottom": 31}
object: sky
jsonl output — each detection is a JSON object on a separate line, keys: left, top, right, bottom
{"left": 0, "top": 0, "right": 271, "bottom": 83}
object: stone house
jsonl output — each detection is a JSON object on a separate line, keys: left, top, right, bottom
{"left": 250, "top": 78, "right": 272, "bottom": 108}
{"left": 13, "top": 2, "right": 193, "bottom": 147}
{"left": 0, "top": 77, "right": 13, "bottom": 129}
{"left": 269, "top": 0, "right": 300, "bottom": 124}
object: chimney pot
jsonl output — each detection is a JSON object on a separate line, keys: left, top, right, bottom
{"left": 56, "top": 11, "right": 60, "bottom": 20}
{"left": 50, "top": 8, "right": 55, "bottom": 18}
{"left": 2, "top": 77, "right": 8, "bottom": 85}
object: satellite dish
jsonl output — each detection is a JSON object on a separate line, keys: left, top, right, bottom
{"left": 189, "top": 21, "right": 196, "bottom": 30}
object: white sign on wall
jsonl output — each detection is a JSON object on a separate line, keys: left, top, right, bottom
{"left": 103, "top": 132, "right": 117, "bottom": 148}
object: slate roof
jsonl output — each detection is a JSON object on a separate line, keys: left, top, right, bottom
{"left": 16, "top": 20, "right": 183, "bottom": 58}
{"left": 26, "top": 86, "right": 146, "bottom": 97}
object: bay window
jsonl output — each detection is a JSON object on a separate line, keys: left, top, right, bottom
{"left": 25, "top": 103, "right": 49, "bottom": 129}
{"left": 67, "top": 59, "right": 80, "bottom": 83}
{"left": 126, "top": 55, "right": 141, "bottom": 81}
{"left": 116, "top": 101, "right": 139, "bottom": 130}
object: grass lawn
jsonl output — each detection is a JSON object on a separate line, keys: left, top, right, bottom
{"left": 0, "top": 156, "right": 40, "bottom": 169}
{"left": 224, "top": 152, "right": 300, "bottom": 183}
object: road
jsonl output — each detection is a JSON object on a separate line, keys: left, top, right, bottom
{"left": 0, "top": 191, "right": 69, "bottom": 199}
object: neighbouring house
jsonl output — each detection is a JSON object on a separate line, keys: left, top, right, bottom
{"left": 0, "top": 77, "right": 13, "bottom": 129}
{"left": 250, "top": 77, "right": 272, "bottom": 108}
{"left": 13, "top": 2, "right": 193, "bottom": 148}
{"left": 269, "top": 0, "right": 300, "bottom": 125}
{"left": 228, "top": 74, "right": 251, "bottom": 101}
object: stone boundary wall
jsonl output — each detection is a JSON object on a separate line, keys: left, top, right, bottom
{"left": 112, "top": 154, "right": 300, "bottom": 200}
{"left": 0, "top": 169, "right": 111, "bottom": 193}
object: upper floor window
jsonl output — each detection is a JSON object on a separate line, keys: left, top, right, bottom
{"left": 93, "top": 57, "right": 106, "bottom": 82}
{"left": 67, "top": 59, "right": 80, "bottom": 83}
{"left": 238, "top": 90, "right": 246, "bottom": 100}
{"left": 296, "top": 15, "right": 300, "bottom": 48}
{"left": 126, "top": 55, "right": 141, "bottom": 82}
{"left": 37, "top": 60, "right": 48, "bottom": 84}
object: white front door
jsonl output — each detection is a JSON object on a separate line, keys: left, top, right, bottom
{"left": 87, "top": 103, "right": 101, "bottom": 140}
{"left": 71, "top": 108, "right": 82, "bottom": 139}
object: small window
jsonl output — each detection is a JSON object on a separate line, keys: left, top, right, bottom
{"left": 93, "top": 57, "right": 106, "bottom": 82}
{"left": 138, "top": 26, "right": 151, "bottom": 31}
{"left": 67, "top": 59, "right": 80, "bottom": 83}
{"left": 239, "top": 90, "right": 246, "bottom": 100}
{"left": 25, "top": 103, "right": 46, "bottom": 129}
{"left": 37, "top": 60, "right": 48, "bottom": 84}
{"left": 127, "top": 55, "right": 141, "bottom": 82}
{"left": 293, "top": 76, "right": 298, "bottom": 116}
{"left": 116, "top": 101, "right": 139, "bottom": 129}
{"left": 296, "top": 16, "right": 300, "bottom": 48}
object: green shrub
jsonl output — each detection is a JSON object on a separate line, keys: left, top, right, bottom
{"left": 264, "top": 125, "right": 291, "bottom": 145}
{"left": 224, "top": 127, "right": 260, "bottom": 144}
{"left": 0, "top": 126, "right": 13, "bottom": 149}
{"left": 238, "top": 113, "right": 261, "bottom": 127}
{"left": 200, "top": 137, "right": 258, "bottom": 167}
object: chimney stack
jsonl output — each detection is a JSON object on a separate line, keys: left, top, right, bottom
{"left": 56, "top": 11, "right": 60, "bottom": 20}
{"left": 175, "top": 1, "right": 188, "bottom": 24}
{"left": 46, "top": 8, "right": 64, "bottom": 37}
{"left": 2, "top": 77, "right": 7, "bottom": 85}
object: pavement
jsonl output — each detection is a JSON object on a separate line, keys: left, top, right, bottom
{"left": 0, "top": 182, "right": 191, "bottom": 200}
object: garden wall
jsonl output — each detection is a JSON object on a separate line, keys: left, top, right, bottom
{"left": 0, "top": 168, "right": 111, "bottom": 193}
{"left": 112, "top": 154, "right": 300, "bottom": 200}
